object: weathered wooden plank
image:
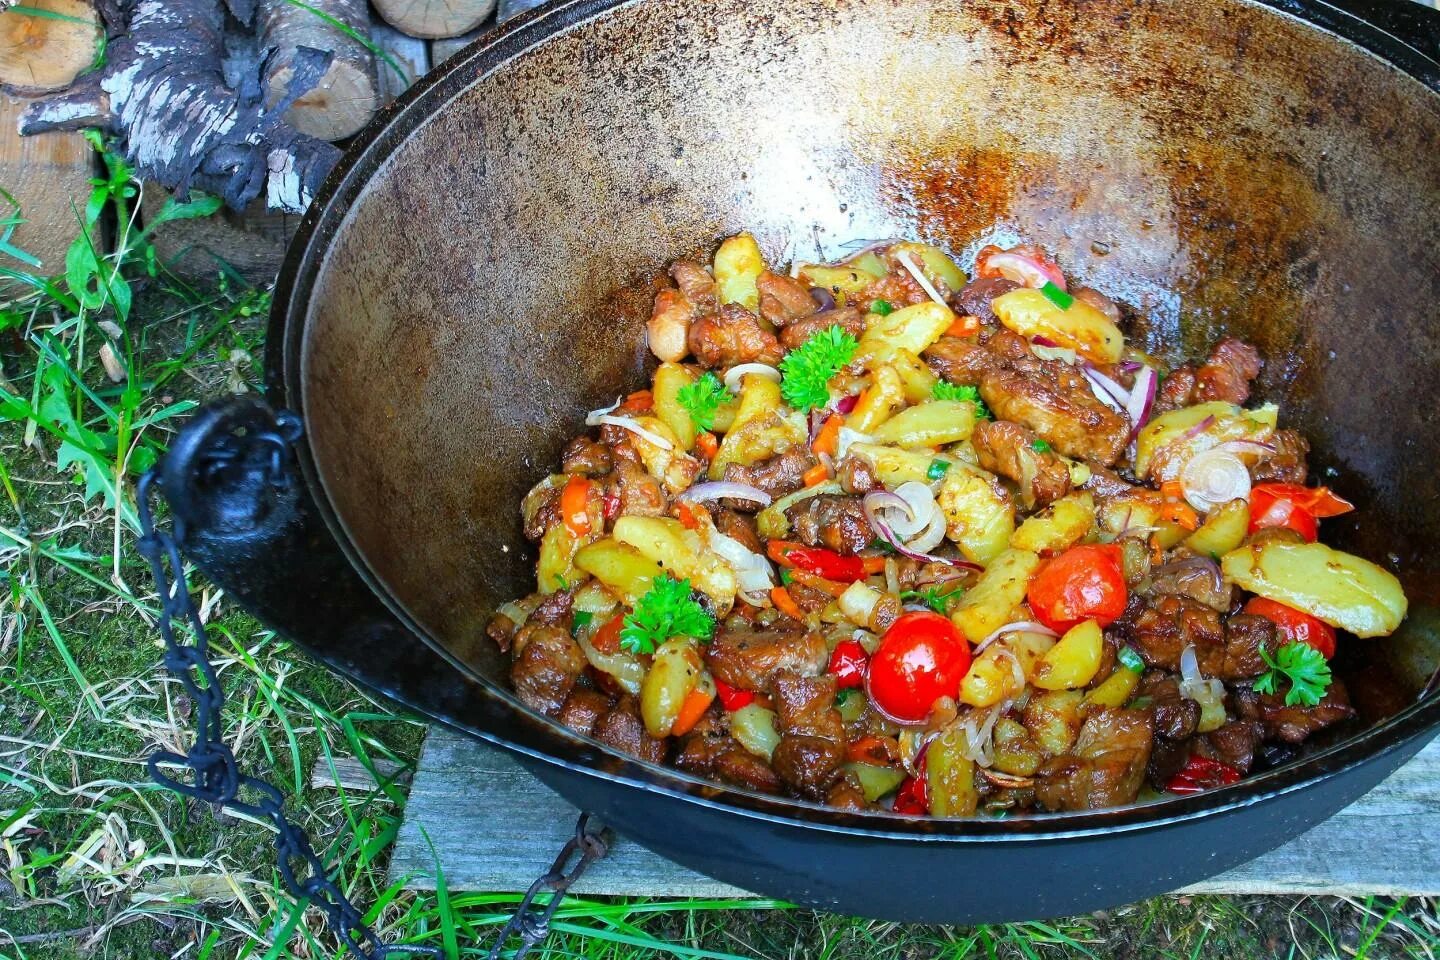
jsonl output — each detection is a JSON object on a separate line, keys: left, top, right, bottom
{"left": 0, "top": 91, "right": 94, "bottom": 281}
{"left": 391, "top": 725, "right": 1440, "bottom": 898}
{"left": 140, "top": 183, "right": 296, "bottom": 283}
{"left": 308, "top": 754, "right": 410, "bottom": 792}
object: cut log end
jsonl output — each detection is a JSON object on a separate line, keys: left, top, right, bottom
{"left": 0, "top": 0, "right": 101, "bottom": 94}
{"left": 373, "top": 0, "right": 494, "bottom": 40}
{"left": 267, "top": 59, "right": 377, "bottom": 142}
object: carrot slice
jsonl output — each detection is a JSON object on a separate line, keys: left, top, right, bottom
{"left": 676, "top": 502, "right": 698, "bottom": 529}
{"left": 560, "top": 475, "right": 592, "bottom": 537}
{"left": 812, "top": 414, "right": 843, "bottom": 457}
{"left": 946, "top": 314, "right": 981, "bottom": 338}
{"left": 771, "top": 586, "right": 806, "bottom": 621}
{"left": 695, "top": 431, "right": 719, "bottom": 459}
{"left": 861, "top": 556, "right": 888, "bottom": 574}
{"left": 670, "top": 685, "right": 716, "bottom": 737}
{"left": 802, "top": 463, "right": 829, "bottom": 488}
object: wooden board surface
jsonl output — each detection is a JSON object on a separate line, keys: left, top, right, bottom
{"left": 392, "top": 725, "right": 1440, "bottom": 898}
{"left": 0, "top": 92, "right": 94, "bottom": 280}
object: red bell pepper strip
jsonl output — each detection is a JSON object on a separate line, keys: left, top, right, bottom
{"left": 893, "top": 773, "right": 930, "bottom": 815}
{"left": 714, "top": 677, "right": 755, "bottom": 711}
{"left": 766, "top": 540, "right": 867, "bottom": 582}
{"left": 1165, "top": 755, "right": 1242, "bottom": 795}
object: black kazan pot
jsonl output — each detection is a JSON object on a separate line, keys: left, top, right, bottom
{"left": 162, "top": 0, "right": 1440, "bottom": 923}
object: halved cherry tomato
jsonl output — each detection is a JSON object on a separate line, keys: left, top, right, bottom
{"left": 1026, "top": 544, "right": 1127, "bottom": 634}
{"left": 1248, "top": 483, "right": 1354, "bottom": 542}
{"left": 828, "top": 639, "right": 870, "bottom": 689}
{"left": 867, "top": 611, "right": 971, "bottom": 723}
{"left": 560, "top": 475, "right": 592, "bottom": 537}
{"left": 766, "top": 541, "right": 867, "bottom": 582}
{"left": 893, "top": 773, "right": 930, "bottom": 815}
{"left": 714, "top": 677, "right": 755, "bottom": 711}
{"left": 974, "top": 243, "right": 1066, "bottom": 290}
{"left": 1243, "top": 597, "right": 1337, "bottom": 659}
{"left": 1165, "top": 755, "right": 1241, "bottom": 795}
{"left": 591, "top": 614, "right": 625, "bottom": 653}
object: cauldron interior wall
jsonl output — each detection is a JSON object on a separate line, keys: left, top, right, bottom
{"left": 299, "top": 0, "right": 1440, "bottom": 692}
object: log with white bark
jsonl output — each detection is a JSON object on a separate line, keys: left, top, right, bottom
{"left": 0, "top": 0, "right": 102, "bottom": 93}
{"left": 260, "top": 0, "right": 376, "bottom": 141}
{"left": 370, "top": 20, "right": 427, "bottom": 104}
{"left": 373, "top": 0, "right": 491, "bottom": 41}
{"left": 18, "top": 0, "right": 341, "bottom": 213}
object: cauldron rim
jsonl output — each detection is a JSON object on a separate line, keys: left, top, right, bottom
{"left": 265, "top": 0, "right": 1440, "bottom": 840}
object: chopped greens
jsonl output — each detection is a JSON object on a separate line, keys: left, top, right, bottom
{"left": 571, "top": 610, "right": 595, "bottom": 636}
{"left": 619, "top": 574, "right": 715, "bottom": 655}
{"left": 1118, "top": 645, "right": 1145, "bottom": 674}
{"left": 932, "top": 381, "right": 991, "bottom": 419}
{"left": 870, "top": 299, "right": 894, "bottom": 316}
{"left": 926, "top": 458, "right": 950, "bottom": 481}
{"left": 900, "top": 584, "right": 964, "bottom": 614}
{"left": 779, "top": 567, "right": 794, "bottom": 585}
{"left": 1031, "top": 438, "right": 1052, "bottom": 453}
{"left": 780, "top": 324, "right": 858, "bottom": 412}
{"left": 1254, "top": 640, "right": 1332, "bottom": 707}
{"left": 676, "top": 372, "right": 727, "bottom": 432}
{"left": 1040, "top": 281, "right": 1074, "bottom": 311}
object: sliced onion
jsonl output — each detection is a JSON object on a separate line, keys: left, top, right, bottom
{"left": 1214, "top": 439, "right": 1278, "bottom": 455}
{"left": 836, "top": 237, "right": 905, "bottom": 258}
{"left": 893, "top": 482, "right": 938, "bottom": 538}
{"left": 1180, "top": 414, "right": 1218, "bottom": 443}
{"left": 1178, "top": 644, "right": 1226, "bottom": 706}
{"left": 974, "top": 620, "right": 1059, "bottom": 655}
{"left": 1125, "top": 366, "right": 1158, "bottom": 441}
{"left": 836, "top": 426, "right": 874, "bottom": 460}
{"left": 679, "top": 481, "right": 772, "bottom": 506}
{"left": 1080, "top": 364, "right": 1131, "bottom": 412}
{"left": 868, "top": 512, "right": 981, "bottom": 569}
{"left": 894, "top": 250, "right": 948, "bottom": 306}
{"left": 994, "top": 646, "right": 1027, "bottom": 695}
{"left": 596, "top": 415, "right": 673, "bottom": 450}
{"left": 709, "top": 531, "right": 775, "bottom": 595}
{"left": 864, "top": 490, "right": 918, "bottom": 536}
{"left": 809, "top": 287, "right": 837, "bottom": 311}
{"left": 724, "top": 363, "right": 782, "bottom": 394}
{"left": 584, "top": 397, "right": 623, "bottom": 426}
{"left": 1151, "top": 556, "right": 1229, "bottom": 611}
{"left": 958, "top": 702, "right": 1007, "bottom": 767}
{"left": 906, "top": 508, "right": 947, "bottom": 554}
{"left": 1031, "top": 343, "right": 1078, "bottom": 364}
{"left": 979, "top": 251, "right": 1065, "bottom": 290}
{"left": 1119, "top": 360, "right": 1143, "bottom": 374}
{"left": 1180, "top": 448, "right": 1251, "bottom": 512}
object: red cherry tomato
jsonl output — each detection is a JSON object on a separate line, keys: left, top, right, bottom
{"left": 1165, "top": 755, "right": 1242, "bottom": 795}
{"left": 893, "top": 773, "right": 930, "bottom": 815}
{"left": 866, "top": 611, "right": 971, "bottom": 724}
{"left": 1242, "top": 597, "right": 1337, "bottom": 659}
{"left": 1026, "top": 544, "right": 1127, "bottom": 634}
{"left": 828, "top": 639, "right": 870, "bottom": 690}
{"left": 1248, "top": 484, "right": 1354, "bottom": 542}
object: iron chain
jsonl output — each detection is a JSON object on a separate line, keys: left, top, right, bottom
{"left": 136, "top": 411, "right": 609, "bottom": 959}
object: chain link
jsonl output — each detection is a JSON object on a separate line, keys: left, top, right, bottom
{"left": 136, "top": 411, "right": 611, "bottom": 959}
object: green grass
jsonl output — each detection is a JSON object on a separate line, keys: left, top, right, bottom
{"left": 2, "top": 139, "right": 1440, "bottom": 960}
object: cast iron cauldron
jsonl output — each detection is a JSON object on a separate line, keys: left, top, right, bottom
{"left": 162, "top": 0, "right": 1440, "bottom": 923}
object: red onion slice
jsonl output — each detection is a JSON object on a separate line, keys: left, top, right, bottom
{"left": 678, "top": 481, "right": 772, "bottom": 506}
{"left": 596, "top": 415, "right": 673, "bottom": 450}
{"left": 1080, "top": 365, "right": 1130, "bottom": 412}
{"left": 894, "top": 250, "right": 948, "bottom": 306}
{"left": 1214, "top": 439, "right": 1278, "bottom": 455}
{"left": 1124, "top": 365, "right": 1158, "bottom": 442}
{"left": 1180, "top": 414, "right": 1218, "bottom": 443}
{"left": 973, "top": 620, "right": 1059, "bottom": 655}
{"left": 870, "top": 512, "right": 982, "bottom": 570}
{"left": 979, "top": 251, "right": 1066, "bottom": 290}
{"left": 836, "top": 393, "right": 860, "bottom": 414}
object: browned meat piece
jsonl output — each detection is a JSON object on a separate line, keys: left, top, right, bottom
{"left": 785, "top": 494, "right": 873, "bottom": 555}
{"left": 522, "top": 481, "right": 562, "bottom": 541}
{"left": 756, "top": 270, "right": 818, "bottom": 326}
{"left": 593, "top": 695, "right": 668, "bottom": 763}
{"left": 1218, "top": 614, "right": 1276, "bottom": 680}
{"left": 688, "top": 304, "right": 783, "bottom": 369}
{"left": 604, "top": 459, "right": 667, "bottom": 517}
{"left": 826, "top": 778, "right": 869, "bottom": 811}
{"left": 1082, "top": 465, "right": 1137, "bottom": 502}
{"left": 857, "top": 267, "right": 928, "bottom": 310}
{"left": 981, "top": 355, "right": 1131, "bottom": 466}
{"left": 1234, "top": 681, "right": 1356, "bottom": 744}
{"left": 1251, "top": 429, "right": 1310, "bottom": 485}
{"left": 714, "top": 508, "right": 764, "bottom": 555}
{"left": 557, "top": 688, "right": 613, "bottom": 736}
{"left": 486, "top": 611, "right": 519, "bottom": 654}
{"left": 1194, "top": 338, "right": 1262, "bottom": 405}
{"left": 972, "top": 419, "right": 1072, "bottom": 509}
{"left": 675, "top": 734, "right": 783, "bottom": 793}
{"left": 704, "top": 627, "right": 829, "bottom": 692}
{"left": 771, "top": 673, "right": 847, "bottom": 799}
{"left": 529, "top": 590, "right": 574, "bottom": 628}
{"left": 1034, "top": 708, "right": 1154, "bottom": 811}
{"left": 784, "top": 579, "right": 833, "bottom": 614}
{"left": 923, "top": 336, "right": 1001, "bottom": 387}
{"left": 835, "top": 454, "right": 881, "bottom": 494}
{"left": 1148, "top": 558, "right": 1232, "bottom": 612}
{"left": 561, "top": 436, "right": 612, "bottom": 476}
{"left": 1146, "top": 736, "right": 1190, "bottom": 787}
{"left": 510, "top": 626, "right": 585, "bottom": 717}
{"left": 648, "top": 288, "right": 696, "bottom": 363}
{"left": 1153, "top": 365, "right": 1196, "bottom": 414}
{"left": 1194, "top": 719, "right": 1264, "bottom": 773}
{"left": 723, "top": 446, "right": 817, "bottom": 503}
{"left": 954, "top": 276, "right": 1020, "bottom": 323}
{"left": 1126, "top": 594, "right": 1225, "bottom": 672}
{"left": 779, "top": 307, "right": 866, "bottom": 351}
{"left": 1137, "top": 672, "right": 1199, "bottom": 740}
{"left": 670, "top": 259, "right": 716, "bottom": 310}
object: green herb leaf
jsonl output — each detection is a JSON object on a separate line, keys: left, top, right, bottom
{"left": 676, "top": 372, "right": 727, "bottom": 432}
{"left": 1031, "top": 438, "right": 1052, "bottom": 453}
{"left": 900, "top": 584, "right": 964, "bottom": 614}
{"left": 926, "top": 458, "right": 950, "bottom": 481}
{"left": 1255, "top": 641, "right": 1332, "bottom": 707}
{"left": 870, "top": 299, "right": 894, "bottom": 316}
{"left": 1118, "top": 646, "right": 1144, "bottom": 674}
{"left": 932, "top": 381, "right": 992, "bottom": 419}
{"left": 1040, "top": 281, "right": 1074, "bottom": 311}
{"left": 619, "top": 574, "right": 715, "bottom": 655}
{"left": 779, "top": 325, "right": 858, "bottom": 412}
{"left": 778, "top": 567, "right": 794, "bottom": 585}
{"left": 572, "top": 611, "right": 595, "bottom": 636}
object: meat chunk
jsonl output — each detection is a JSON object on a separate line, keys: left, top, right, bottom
{"left": 1194, "top": 337, "right": 1262, "bottom": 405}
{"left": 510, "top": 626, "right": 586, "bottom": 717}
{"left": 723, "top": 446, "right": 817, "bottom": 503}
{"left": 529, "top": 589, "right": 574, "bottom": 629}
{"left": 704, "top": 627, "right": 829, "bottom": 692}
{"left": 687, "top": 304, "right": 783, "bottom": 369}
{"left": 557, "top": 688, "right": 613, "bottom": 736}
{"left": 1137, "top": 672, "right": 1199, "bottom": 740}
{"left": 785, "top": 494, "right": 873, "bottom": 555}
{"left": 1153, "top": 365, "right": 1196, "bottom": 415}
{"left": 561, "top": 436, "right": 612, "bottom": 476}
{"left": 522, "top": 478, "right": 562, "bottom": 541}
{"left": 1082, "top": 465, "right": 1137, "bottom": 502}
{"left": 647, "top": 288, "right": 695, "bottom": 363}
{"left": 779, "top": 306, "right": 867, "bottom": 351}
{"left": 826, "top": 779, "right": 870, "bottom": 811}
{"left": 835, "top": 454, "right": 881, "bottom": 494}
{"left": 1126, "top": 594, "right": 1225, "bottom": 672}
{"left": 771, "top": 673, "right": 847, "bottom": 798}
{"left": 953, "top": 276, "right": 1020, "bottom": 323}
{"left": 857, "top": 267, "right": 929, "bottom": 310}
{"left": 593, "top": 695, "right": 668, "bottom": 763}
{"left": 1148, "top": 558, "right": 1233, "bottom": 612}
{"left": 756, "top": 270, "right": 818, "bottom": 326}
{"left": 675, "top": 735, "right": 783, "bottom": 793}
{"left": 1251, "top": 429, "right": 1310, "bottom": 485}
{"left": 971, "top": 419, "right": 1072, "bottom": 509}
{"left": 670, "top": 260, "right": 717, "bottom": 310}
{"left": 1194, "top": 719, "right": 1264, "bottom": 773}
{"left": 486, "top": 611, "right": 520, "bottom": 654}
{"left": 714, "top": 508, "right": 764, "bottom": 556}
{"left": 604, "top": 459, "right": 667, "bottom": 517}
{"left": 924, "top": 336, "right": 1002, "bottom": 387}
{"left": 1035, "top": 708, "right": 1154, "bottom": 811}
{"left": 1234, "top": 681, "right": 1356, "bottom": 744}
{"left": 981, "top": 356, "right": 1131, "bottom": 466}
{"left": 1217, "top": 614, "right": 1276, "bottom": 680}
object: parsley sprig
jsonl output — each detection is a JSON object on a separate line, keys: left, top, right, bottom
{"left": 676, "top": 372, "right": 727, "bottom": 432}
{"left": 932, "top": 381, "right": 992, "bottom": 420}
{"left": 780, "top": 325, "right": 857, "bottom": 412}
{"left": 619, "top": 574, "right": 715, "bottom": 655}
{"left": 900, "top": 584, "right": 964, "bottom": 614}
{"left": 1254, "top": 640, "right": 1332, "bottom": 706}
